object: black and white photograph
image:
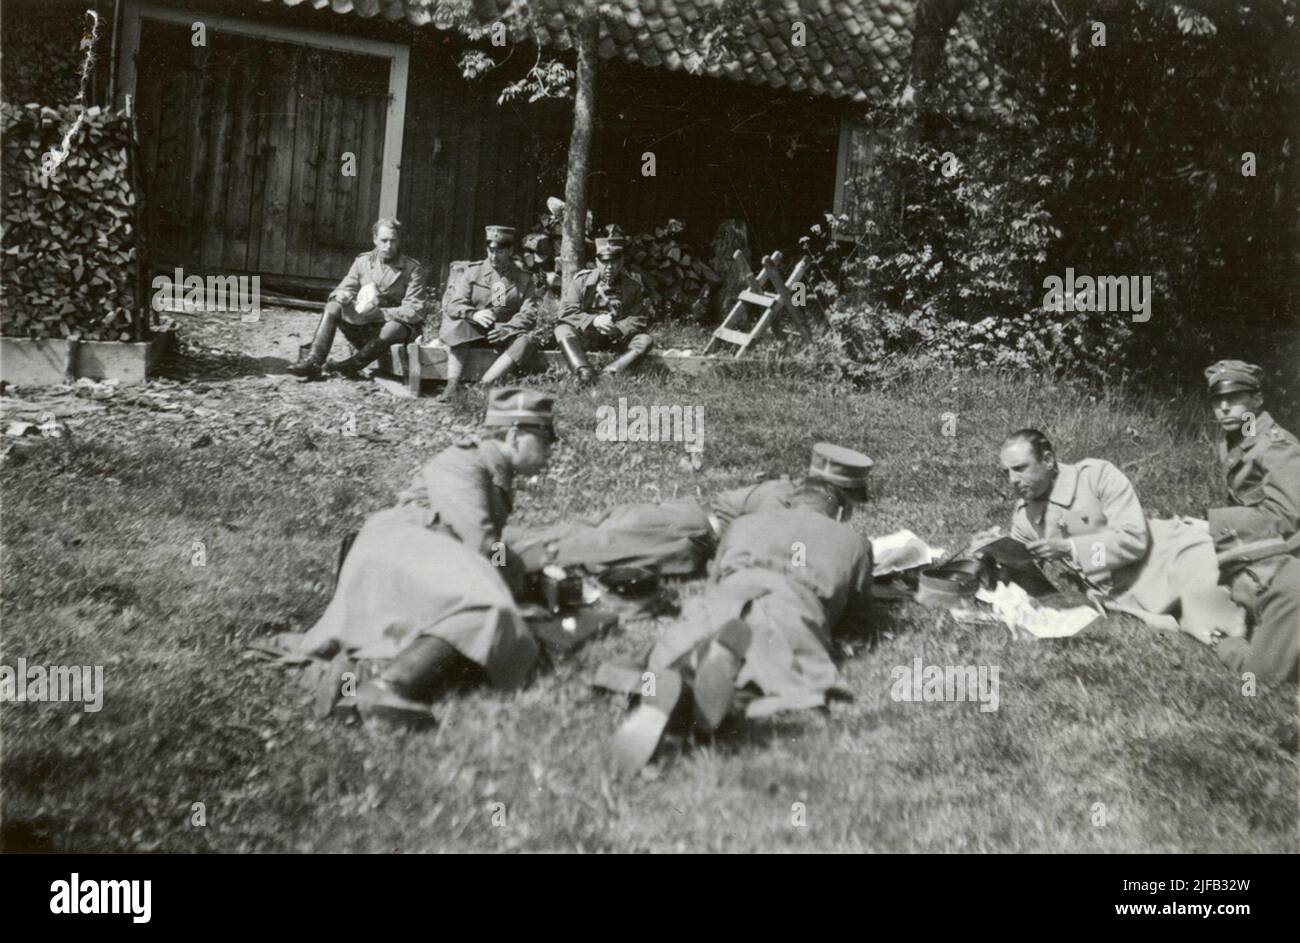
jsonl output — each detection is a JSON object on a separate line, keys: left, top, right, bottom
{"left": 0, "top": 0, "right": 1296, "bottom": 869}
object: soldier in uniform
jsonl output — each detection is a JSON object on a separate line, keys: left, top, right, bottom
{"left": 504, "top": 443, "right": 873, "bottom": 576}
{"left": 520, "top": 232, "right": 560, "bottom": 300}
{"left": 598, "top": 475, "right": 874, "bottom": 774}
{"left": 289, "top": 218, "right": 427, "bottom": 379}
{"left": 296, "top": 388, "right": 557, "bottom": 724}
{"left": 438, "top": 225, "right": 538, "bottom": 399}
{"left": 554, "top": 232, "right": 653, "bottom": 385}
{"left": 1197, "top": 360, "right": 1300, "bottom": 685}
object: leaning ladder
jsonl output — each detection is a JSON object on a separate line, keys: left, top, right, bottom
{"left": 704, "top": 250, "right": 813, "bottom": 358}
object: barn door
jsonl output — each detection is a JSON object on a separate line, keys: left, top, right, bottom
{"left": 133, "top": 19, "right": 392, "bottom": 282}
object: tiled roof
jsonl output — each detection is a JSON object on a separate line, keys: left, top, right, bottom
{"left": 261, "top": 0, "right": 1001, "bottom": 116}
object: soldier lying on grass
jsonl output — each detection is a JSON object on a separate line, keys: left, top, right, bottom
{"left": 292, "top": 388, "right": 555, "bottom": 726}
{"left": 594, "top": 474, "right": 874, "bottom": 775}
{"left": 504, "top": 443, "right": 874, "bottom": 578}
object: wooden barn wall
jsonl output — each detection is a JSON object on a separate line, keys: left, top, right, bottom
{"left": 590, "top": 63, "right": 844, "bottom": 262}
{"left": 396, "top": 45, "right": 571, "bottom": 292}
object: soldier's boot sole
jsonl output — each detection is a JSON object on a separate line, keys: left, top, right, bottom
{"left": 611, "top": 667, "right": 682, "bottom": 777}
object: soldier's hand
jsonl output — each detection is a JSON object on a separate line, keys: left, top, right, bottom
{"left": 1026, "top": 538, "right": 1072, "bottom": 561}
{"left": 487, "top": 326, "right": 512, "bottom": 344}
{"left": 471, "top": 310, "right": 496, "bottom": 330}
{"left": 593, "top": 314, "right": 615, "bottom": 333}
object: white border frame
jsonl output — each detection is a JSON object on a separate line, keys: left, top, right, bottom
{"left": 116, "top": 1, "right": 408, "bottom": 218}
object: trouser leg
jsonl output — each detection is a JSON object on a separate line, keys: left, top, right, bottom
{"left": 1218, "top": 557, "right": 1300, "bottom": 685}
{"left": 554, "top": 323, "right": 596, "bottom": 385}
{"left": 480, "top": 334, "right": 535, "bottom": 386}
{"left": 330, "top": 320, "right": 413, "bottom": 377}
{"left": 603, "top": 332, "right": 654, "bottom": 374}
{"left": 288, "top": 302, "right": 345, "bottom": 377}
{"left": 441, "top": 343, "right": 468, "bottom": 399}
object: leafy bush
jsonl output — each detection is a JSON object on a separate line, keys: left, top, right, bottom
{"left": 1, "top": 103, "right": 142, "bottom": 341}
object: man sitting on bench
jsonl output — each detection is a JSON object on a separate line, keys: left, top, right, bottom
{"left": 289, "top": 218, "right": 427, "bottom": 380}
{"left": 438, "top": 225, "right": 539, "bottom": 400}
{"left": 554, "top": 230, "right": 652, "bottom": 385}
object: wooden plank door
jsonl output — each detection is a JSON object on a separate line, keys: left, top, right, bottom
{"left": 134, "top": 19, "right": 391, "bottom": 281}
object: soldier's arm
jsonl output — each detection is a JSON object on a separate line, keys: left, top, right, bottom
{"left": 442, "top": 265, "right": 478, "bottom": 322}
{"left": 503, "top": 273, "right": 538, "bottom": 332}
{"left": 558, "top": 273, "right": 585, "bottom": 326}
{"left": 422, "top": 456, "right": 499, "bottom": 557}
{"left": 1066, "top": 462, "right": 1149, "bottom": 575}
{"left": 837, "top": 538, "right": 876, "bottom": 635}
{"left": 614, "top": 279, "right": 650, "bottom": 337}
{"left": 383, "top": 261, "right": 429, "bottom": 326}
{"left": 1208, "top": 442, "right": 1300, "bottom": 541}
{"left": 329, "top": 257, "right": 364, "bottom": 302}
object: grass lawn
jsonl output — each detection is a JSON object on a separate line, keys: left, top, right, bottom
{"left": 1, "top": 310, "right": 1296, "bottom": 853}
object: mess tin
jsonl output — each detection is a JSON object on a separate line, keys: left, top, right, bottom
{"left": 539, "top": 565, "right": 584, "bottom": 613}
{"left": 598, "top": 565, "right": 659, "bottom": 597}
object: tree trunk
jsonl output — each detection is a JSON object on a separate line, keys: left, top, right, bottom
{"left": 896, "top": 0, "right": 966, "bottom": 144}
{"left": 560, "top": 11, "right": 598, "bottom": 291}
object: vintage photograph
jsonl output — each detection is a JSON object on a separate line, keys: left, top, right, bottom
{"left": 0, "top": 0, "right": 1296, "bottom": 858}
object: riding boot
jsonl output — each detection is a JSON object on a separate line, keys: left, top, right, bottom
{"left": 327, "top": 333, "right": 392, "bottom": 378}
{"left": 603, "top": 346, "right": 645, "bottom": 375}
{"left": 356, "top": 637, "right": 467, "bottom": 727}
{"left": 691, "top": 618, "right": 751, "bottom": 734}
{"left": 479, "top": 352, "right": 518, "bottom": 387}
{"left": 558, "top": 334, "right": 596, "bottom": 386}
{"left": 288, "top": 314, "right": 336, "bottom": 378}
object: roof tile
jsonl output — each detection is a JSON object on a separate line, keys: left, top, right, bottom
{"left": 255, "top": 0, "right": 1005, "bottom": 114}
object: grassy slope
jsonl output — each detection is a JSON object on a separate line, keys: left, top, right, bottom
{"left": 1, "top": 347, "right": 1296, "bottom": 852}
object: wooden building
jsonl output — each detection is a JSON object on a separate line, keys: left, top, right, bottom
{"left": 2, "top": 0, "right": 999, "bottom": 295}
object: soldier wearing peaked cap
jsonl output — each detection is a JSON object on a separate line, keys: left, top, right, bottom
{"left": 1196, "top": 360, "right": 1300, "bottom": 684}
{"left": 599, "top": 478, "right": 875, "bottom": 774}
{"left": 555, "top": 228, "right": 653, "bottom": 385}
{"left": 439, "top": 225, "right": 539, "bottom": 399}
{"left": 297, "top": 387, "right": 557, "bottom": 725}
{"left": 289, "top": 218, "right": 428, "bottom": 380}
{"left": 503, "top": 443, "right": 873, "bottom": 577}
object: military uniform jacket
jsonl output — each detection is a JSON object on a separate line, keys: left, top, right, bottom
{"left": 300, "top": 438, "right": 537, "bottom": 689}
{"left": 1208, "top": 411, "right": 1300, "bottom": 545}
{"left": 648, "top": 508, "right": 873, "bottom": 715}
{"left": 1009, "top": 459, "right": 1151, "bottom": 594}
{"left": 439, "top": 259, "right": 537, "bottom": 347}
{"left": 709, "top": 477, "right": 799, "bottom": 534}
{"left": 330, "top": 250, "right": 428, "bottom": 326}
{"left": 559, "top": 268, "right": 649, "bottom": 336}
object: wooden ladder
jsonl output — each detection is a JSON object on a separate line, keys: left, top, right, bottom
{"left": 704, "top": 250, "right": 813, "bottom": 358}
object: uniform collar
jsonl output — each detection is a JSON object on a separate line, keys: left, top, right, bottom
{"left": 476, "top": 437, "right": 514, "bottom": 493}
{"left": 371, "top": 250, "right": 406, "bottom": 268}
{"left": 1014, "top": 461, "right": 1078, "bottom": 511}
{"left": 1222, "top": 410, "right": 1275, "bottom": 462}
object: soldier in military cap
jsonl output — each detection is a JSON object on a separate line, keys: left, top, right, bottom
{"left": 1195, "top": 360, "right": 1300, "bottom": 684}
{"left": 438, "top": 226, "right": 538, "bottom": 399}
{"left": 554, "top": 228, "right": 653, "bottom": 385}
{"left": 297, "top": 387, "right": 557, "bottom": 724}
{"left": 520, "top": 232, "right": 560, "bottom": 299}
{"left": 289, "top": 218, "right": 428, "bottom": 379}
{"left": 505, "top": 442, "right": 873, "bottom": 577}
{"left": 599, "top": 476, "right": 875, "bottom": 774}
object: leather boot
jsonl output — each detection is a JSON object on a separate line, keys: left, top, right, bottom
{"left": 611, "top": 667, "right": 683, "bottom": 777}
{"left": 356, "top": 637, "right": 467, "bottom": 727}
{"left": 288, "top": 315, "right": 336, "bottom": 378}
{"left": 558, "top": 334, "right": 596, "bottom": 386}
{"left": 327, "top": 334, "right": 391, "bottom": 378}
{"left": 691, "top": 618, "right": 751, "bottom": 734}
{"left": 603, "top": 346, "right": 645, "bottom": 375}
